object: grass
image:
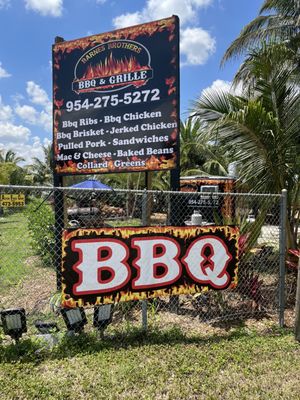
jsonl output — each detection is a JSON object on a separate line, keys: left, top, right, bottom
{"left": 0, "top": 208, "right": 298, "bottom": 399}
{"left": 0, "top": 326, "right": 299, "bottom": 399}
{"left": 105, "top": 217, "right": 141, "bottom": 227}
{"left": 0, "top": 211, "right": 34, "bottom": 290}
{"left": 0, "top": 209, "right": 56, "bottom": 313}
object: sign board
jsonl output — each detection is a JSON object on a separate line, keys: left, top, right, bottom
{"left": 61, "top": 226, "right": 239, "bottom": 308}
{"left": 53, "top": 16, "right": 179, "bottom": 175}
{"left": 180, "top": 177, "right": 236, "bottom": 223}
{"left": 0, "top": 194, "right": 25, "bottom": 207}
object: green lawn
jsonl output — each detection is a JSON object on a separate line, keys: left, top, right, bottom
{"left": 0, "top": 211, "right": 34, "bottom": 290}
{"left": 1, "top": 210, "right": 299, "bottom": 399}
{"left": 0, "top": 326, "right": 299, "bottom": 400}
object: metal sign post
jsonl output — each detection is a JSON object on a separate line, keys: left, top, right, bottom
{"left": 53, "top": 36, "right": 65, "bottom": 291}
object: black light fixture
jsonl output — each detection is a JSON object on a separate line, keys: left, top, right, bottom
{"left": 60, "top": 307, "right": 87, "bottom": 333}
{"left": 34, "top": 320, "right": 60, "bottom": 334}
{"left": 93, "top": 304, "right": 114, "bottom": 337}
{"left": 0, "top": 308, "right": 27, "bottom": 343}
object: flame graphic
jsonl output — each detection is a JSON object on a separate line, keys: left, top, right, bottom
{"left": 61, "top": 225, "right": 239, "bottom": 308}
{"left": 53, "top": 17, "right": 176, "bottom": 57}
{"left": 82, "top": 53, "right": 149, "bottom": 80}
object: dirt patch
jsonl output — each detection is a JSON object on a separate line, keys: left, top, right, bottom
{"left": 1, "top": 257, "right": 56, "bottom": 315}
{"left": 150, "top": 307, "right": 295, "bottom": 337}
{"left": 1, "top": 255, "right": 295, "bottom": 337}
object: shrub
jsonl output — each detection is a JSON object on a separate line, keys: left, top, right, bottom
{"left": 26, "top": 198, "right": 55, "bottom": 267}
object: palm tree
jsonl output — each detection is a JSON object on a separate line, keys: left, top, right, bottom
{"left": 180, "top": 118, "right": 229, "bottom": 176}
{"left": 0, "top": 162, "right": 29, "bottom": 185}
{"left": 0, "top": 149, "right": 27, "bottom": 184}
{"left": 233, "top": 42, "right": 299, "bottom": 91}
{"left": 0, "top": 149, "right": 25, "bottom": 164}
{"left": 192, "top": 43, "right": 300, "bottom": 247}
{"left": 180, "top": 118, "right": 203, "bottom": 172}
{"left": 29, "top": 143, "right": 53, "bottom": 185}
{"left": 222, "top": 0, "right": 300, "bottom": 63}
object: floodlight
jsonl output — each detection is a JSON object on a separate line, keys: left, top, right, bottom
{"left": 93, "top": 304, "right": 114, "bottom": 335}
{"left": 60, "top": 307, "right": 87, "bottom": 333}
{"left": 0, "top": 308, "right": 27, "bottom": 342}
{"left": 34, "top": 320, "right": 59, "bottom": 334}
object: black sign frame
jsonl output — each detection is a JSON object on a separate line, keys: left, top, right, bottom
{"left": 52, "top": 16, "right": 180, "bottom": 176}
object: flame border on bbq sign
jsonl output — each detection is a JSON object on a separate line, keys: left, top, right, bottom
{"left": 52, "top": 16, "right": 180, "bottom": 176}
{"left": 61, "top": 225, "right": 239, "bottom": 308}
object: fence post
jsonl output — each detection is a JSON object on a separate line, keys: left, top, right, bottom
{"left": 53, "top": 36, "right": 65, "bottom": 292}
{"left": 53, "top": 177, "right": 64, "bottom": 291}
{"left": 279, "top": 189, "right": 287, "bottom": 327}
{"left": 141, "top": 189, "right": 148, "bottom": 330}
{"left": 0, "top": 186, "right": 3, "bottom": 217}
{"left": 295, "top": 257, "right": 300, "bottom": 341}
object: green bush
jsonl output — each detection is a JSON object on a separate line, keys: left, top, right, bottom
{"left": 26, "top": 198, "right": 55, "bottom": 267}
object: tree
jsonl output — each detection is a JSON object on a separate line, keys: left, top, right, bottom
{"left": 29, "top": 143, "right": 53, "bottom": 185}
{"left": 0, "top": 162, "right": 28, "bottom": 185}
{"left": 180, "top": 118, "right": 229, "bottom": 176}
{"left": 0, "top": 149, "right": 28, "bottom": 184}
{"left": 192, "top": 43, "right": 300, "bottom": 247}
{"left": 0, "top": 149, "right": 25, "bottom": 164}
{"left": 222, "top": 0, "right": 300, "bottom": 63}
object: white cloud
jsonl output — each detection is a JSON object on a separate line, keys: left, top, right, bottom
{"left": 202, "top": 79, "right": 243, "bottom": 96}
{"left": 112, "top": 0, "right": 216, "bottom": 67}
{"left": 26, "top": 81, "right": 50, "bottom": 106}
{"left": 0, "top": 122, "right": 30, "bottom": 142}
{"left": 0, "top": 96, "right": 13, "bottom": 122}
{"left": 39, "top": 110, "right": 52, "bottom": 132}
{"left": 144, "top": 0, "right": 199, "bottom": 25}
{"left": 0, "top": 62, "right": 11, "bottom": 78}
{"left": 113, "top": 12, "right": 143, "bottom": 29}
{"left": 192, "top": 0, "right": 212, "bottom": 5}
{"left": 96, "top": 0, "right": 107, "bottom": 4}
{"left": 24, "top": 0, "right": 63, "bottom": 17}
{"left": 0, "top": 0, "right": 10, "bottom": 9}
{"left": 15, "top": 82, "right": 52, "bottom": 132}
{"left": 15, "top": 104, "right": 52, "bottom": 133}
{"left": 15, "top": 104, "right": 38, "bottom": 124}
{"left": 206, "top": 79, "right": 232, "bottom": 92}
{"left": 181, "top": 27, "right": 216, "bottom": 66}
{"left": 0, "top": 82, "right": 52, "bottom": 165}
{"left": 113, "top": 0, "right": 213, "bottom": 28}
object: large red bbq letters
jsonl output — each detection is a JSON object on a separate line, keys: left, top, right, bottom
{"left": 62, "top": 226, "right": 239, "bottom": 307}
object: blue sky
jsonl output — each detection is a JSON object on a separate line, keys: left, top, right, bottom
{"left": 0, "top": 0, "right": 263, "bottom": 164}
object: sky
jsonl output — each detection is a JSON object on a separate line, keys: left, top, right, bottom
{"left": 0, "top": 0, "right": 263, "bottom": 164}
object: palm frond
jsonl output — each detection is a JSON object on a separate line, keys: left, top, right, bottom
{"left": 222, "top": 14, "right": 299, "bottom": 64}
{"left": 260, "top": 0, "right": 299, "bottom": 17}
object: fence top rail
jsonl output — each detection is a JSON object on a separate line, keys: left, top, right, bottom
{"left": 0, "top": 184, "right": 282, "bottom": 198}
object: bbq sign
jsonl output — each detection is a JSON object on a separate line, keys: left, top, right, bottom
{"left": 61, "top": 226, "right": 239, "bottom": 308}
{"left": 53, "top": 16, "right": 179, "bottom": 175}
{"left": 72, "top": 40, "right": 153, "bottom": 93}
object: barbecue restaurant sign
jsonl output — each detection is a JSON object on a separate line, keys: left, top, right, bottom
{"left": 53, "top": 16, "right": 179, "bottom": 175}
{"left": 61, "top": 226, "right": 239, "bottom": 308}
{"left": 72, "top": 40, "right": 153, "bottom": 93}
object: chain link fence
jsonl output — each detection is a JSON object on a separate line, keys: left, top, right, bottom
{"left": 0, "top": 184, "right": 288, "bottom": 341}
